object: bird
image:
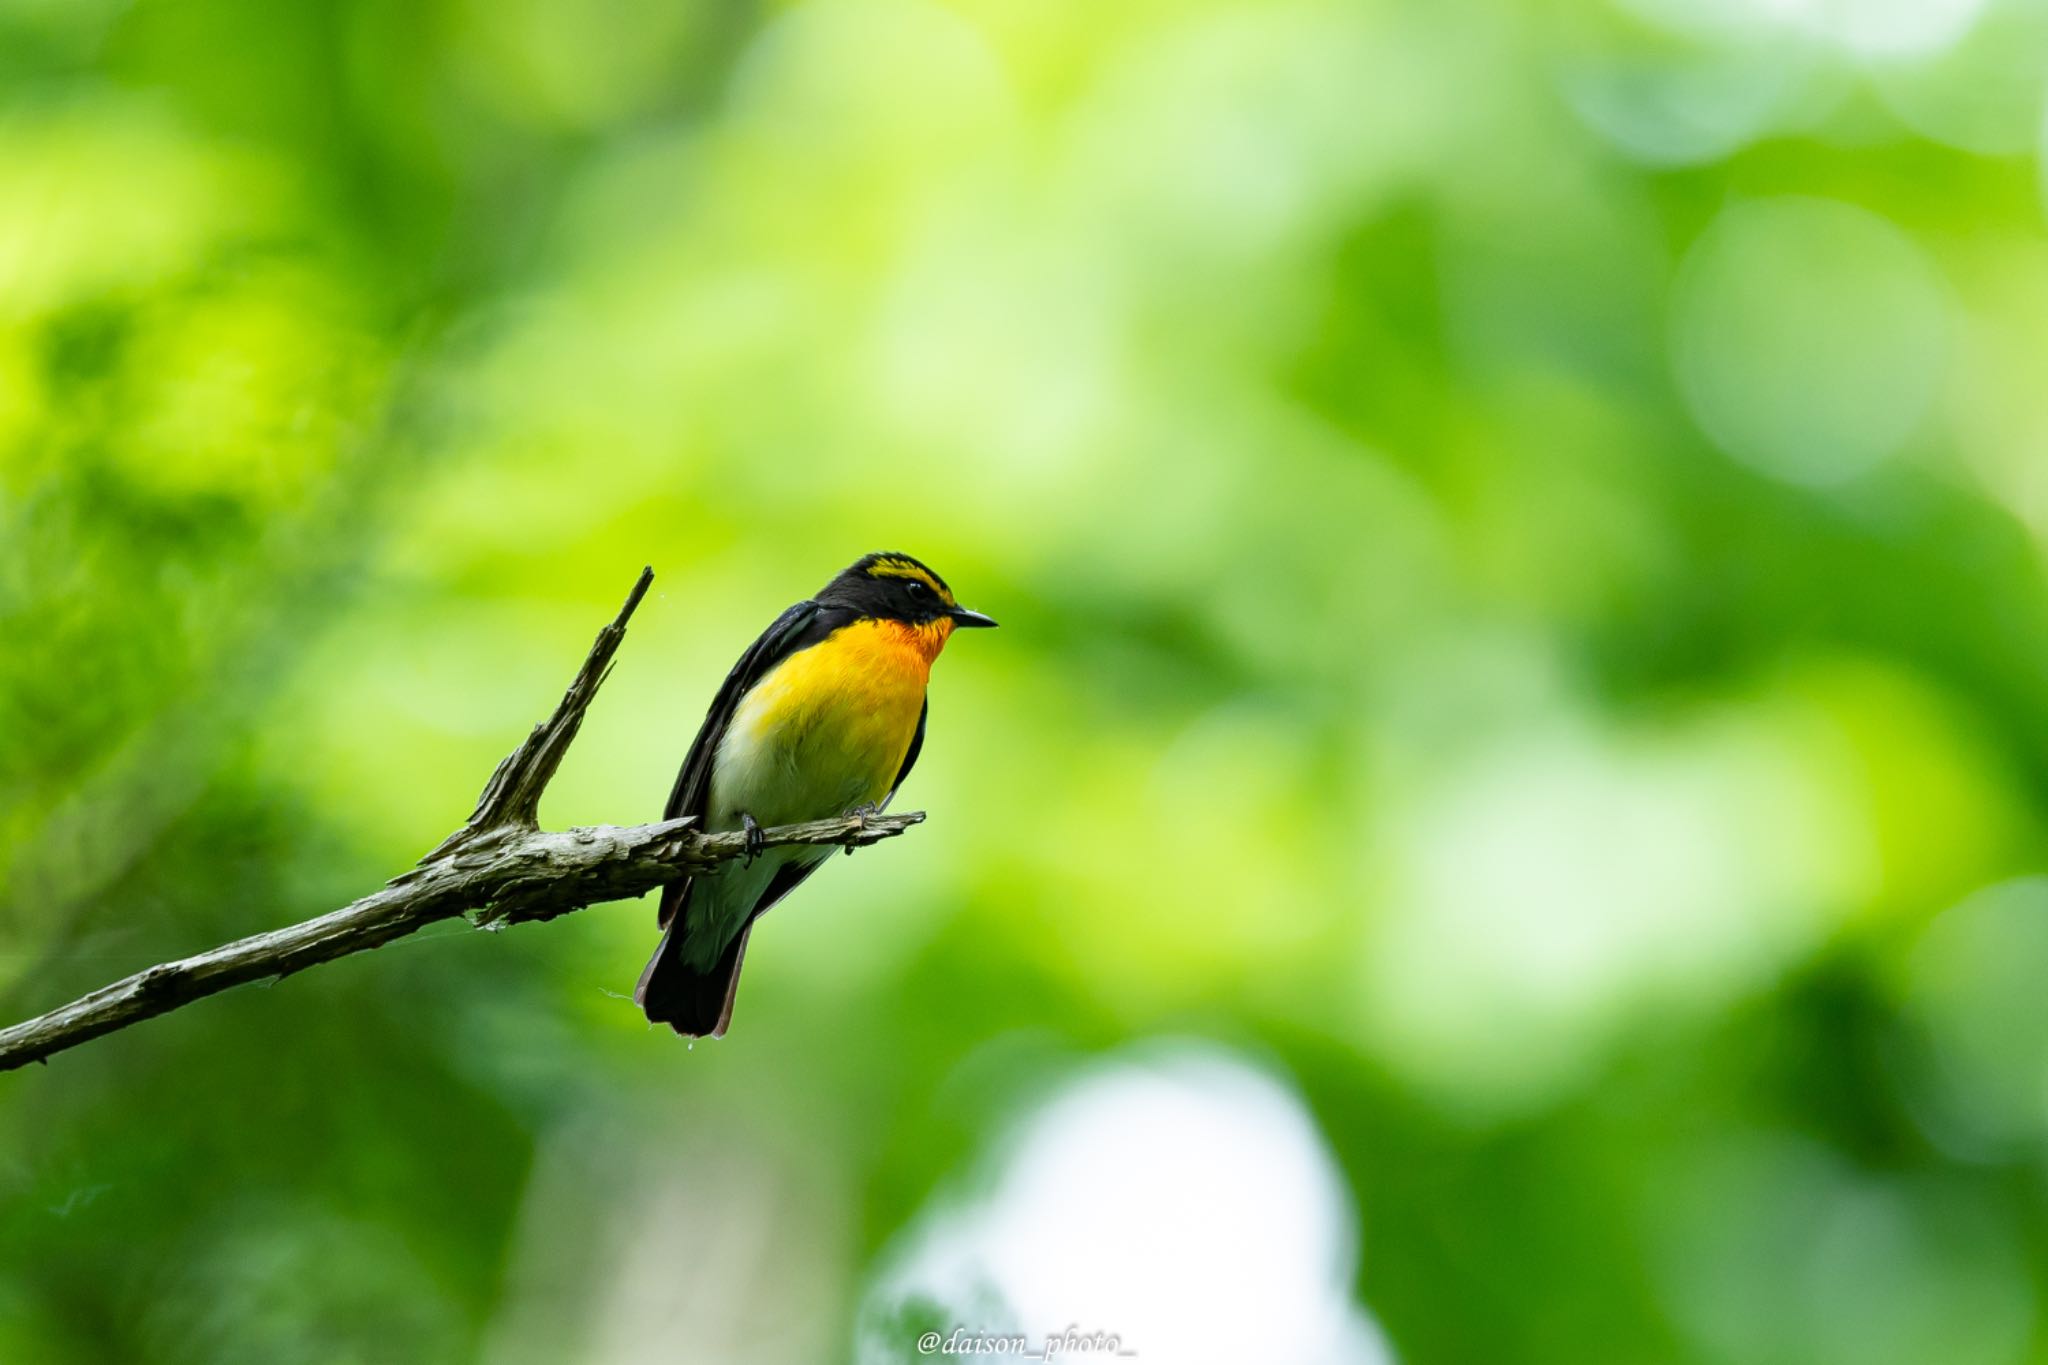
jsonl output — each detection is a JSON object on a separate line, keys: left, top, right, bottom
{"left": 635, "top": 551, "right": 997, "bottom": 1038}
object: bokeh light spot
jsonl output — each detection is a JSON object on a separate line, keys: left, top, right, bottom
{"left": 860, "top": 1045, "right": 1393, "bottom": 1365}
{"left": 1671, "top": 196, "right": 1947, "bottom": 485}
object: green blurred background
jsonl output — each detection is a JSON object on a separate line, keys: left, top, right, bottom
{"left": 7, "top": 0, "right": 2048, "bottom": 1360}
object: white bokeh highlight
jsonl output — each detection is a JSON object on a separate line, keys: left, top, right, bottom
{"left": 859, "top": 1046, "right": 1392, "bottom": 1365}
{"left": 1619, "top": 0, "right": 1989, "bottom": 59}
{"left": 1671, "top": 196, "right": 1947, "bottom": 486}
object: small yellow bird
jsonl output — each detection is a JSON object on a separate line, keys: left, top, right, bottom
{"left": 635, "top": 552, "right": 997, "bottom": 1037}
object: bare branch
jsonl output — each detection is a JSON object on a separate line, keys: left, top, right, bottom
{"left": 432, "top": 565, "right": 654, "bottom": 852}
{"left": 0, "top": 569, "right": 925, "bottom": 1073}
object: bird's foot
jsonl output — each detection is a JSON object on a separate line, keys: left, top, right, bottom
{"left": 740, "top": 812, "right": 764, "bottom": 866}
{"left": 843, "top": 801, "right": 882, "bottom": 855}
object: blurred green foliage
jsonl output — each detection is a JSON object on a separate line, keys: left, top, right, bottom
{"left": 8, "top": 0, "right": 2048, "bottom": 1361}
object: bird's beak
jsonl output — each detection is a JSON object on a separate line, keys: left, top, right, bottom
{"left": 949, "top": 606, "right": 999, "bottom": 628}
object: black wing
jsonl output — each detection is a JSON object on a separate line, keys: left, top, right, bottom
{"left": 746, "top": 696, "right": 929, "bottom": 923}
{"left": 893, "top": 697, "right": 927, "bottom": 794}
{"left": 656, "top": 599, "right": 846, "bottom": 926}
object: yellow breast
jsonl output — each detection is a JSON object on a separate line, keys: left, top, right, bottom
{"left": 708, "top": 618, "right": 950, "bottom": 829}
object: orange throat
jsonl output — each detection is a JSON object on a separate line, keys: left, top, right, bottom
{"left": 882, "top": 616, "right": 955, "bottom": 667}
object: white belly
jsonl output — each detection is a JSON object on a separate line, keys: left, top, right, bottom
{"left": 706, "top": 715, "right": 882, "bottom": 832}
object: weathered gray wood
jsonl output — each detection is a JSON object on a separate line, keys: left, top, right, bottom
{"left": 0, "top": 568, "right": 925, "bottom": 1073}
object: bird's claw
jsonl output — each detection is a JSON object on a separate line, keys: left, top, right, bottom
{"left": 741, "top": 812, "right": 764, "bottom": 866}
{"left": 844, "top": 802, "right": 882, "bottom": 855}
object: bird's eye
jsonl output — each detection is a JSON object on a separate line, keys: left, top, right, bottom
{"left": 906, "top": 581, "right": 930, "bottom": 597}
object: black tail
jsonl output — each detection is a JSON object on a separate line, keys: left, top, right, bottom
{"left": 634, "top": 919, "right": 753, "bottom": 1039}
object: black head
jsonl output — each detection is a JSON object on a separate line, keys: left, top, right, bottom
{"left": 817, "top": 552, "right": 998, "bottom": 629}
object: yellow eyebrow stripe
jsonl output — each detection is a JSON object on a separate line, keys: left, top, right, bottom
{"left": 864, "top": 557, "right": 956, "bottom": 606}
